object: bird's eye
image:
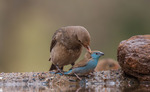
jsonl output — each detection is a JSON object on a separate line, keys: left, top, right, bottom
{"left": 96, "top": 53, "right": 98, "bottom": 55}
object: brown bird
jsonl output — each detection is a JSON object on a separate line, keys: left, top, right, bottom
{"left": 49, "top": 26, "right": 91, "bottom": 72}
{"left": 94, "top": 58, "right": 121, "bottom": 71}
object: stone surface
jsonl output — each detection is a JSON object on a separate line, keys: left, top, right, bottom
{"left": 117, "top": 35, "right": 150, "bottom": 81}
{"left": 0, "top": 72, "right": 79, "bottom": 86}
{"left": 0, "top": 70, "right": 142, "bottom": 92}
{"left": 0, "top": 70, "right": 138, "bottom": 86}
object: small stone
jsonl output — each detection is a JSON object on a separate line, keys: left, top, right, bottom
{"left": 32, "top": 78, "right": 36, "bottom": 81}
{"left": 42, "top": 82, "right": 48, "bottom": 86}
{"left": 23, "top": 79, "right": 29, "bottom": 82}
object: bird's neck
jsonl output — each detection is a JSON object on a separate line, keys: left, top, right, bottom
{"left": 91, "top": 58, "right": 99, "bottom": 65}
{"left": 87, "top": 58, "right": 99, "bottom": 68}
{"left": 92, "top": 57, "right": 100, "bottom": 61}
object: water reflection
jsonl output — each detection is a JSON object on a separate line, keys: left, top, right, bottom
{"left": 0, "top": 85, "right": 92, "bottom": 92}
{"left": 1, "top": 83, "right": 150, "bottom": 92}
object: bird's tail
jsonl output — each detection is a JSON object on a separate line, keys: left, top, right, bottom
{"left": 49, "top": 58, "right": 62, "bottom": 71}
{"left": 49, "top": 64, "right": 57, "bottom": 71}
{"left": 49, "top": 64, "right": 64, "bottom": 71}
{"left": 48, "top": 58, "right": 57, "bottom": 71}
{"left": 64, "top": 69, "right": 72, "bottom": 75}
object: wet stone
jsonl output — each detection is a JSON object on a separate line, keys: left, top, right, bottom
{"left": 0, "top": 70, "right": 147, "bottom": 92}
{"left": 117, "top": 35, "right": 150, "bottom": 81}
{"left": 0, "top": 70, "right": 138, "bottom": 87}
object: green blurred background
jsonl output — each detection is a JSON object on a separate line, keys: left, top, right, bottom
{"left": 0, "top": 0, "right": 149, "bottom": 72}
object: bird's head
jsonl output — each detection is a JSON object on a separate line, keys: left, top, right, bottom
{"left": 76, "top": 26, "right": 91, "bottom": 53}
{"left": 91, "top": 51, "right": 104, "bottom": 59}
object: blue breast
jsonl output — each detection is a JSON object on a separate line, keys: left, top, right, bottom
{"left": 72, "top": 59, "right": 98, "bottom": 75}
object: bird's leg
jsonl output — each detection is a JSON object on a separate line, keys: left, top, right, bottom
{"left": 87, "top": 72, "right": 95, "bottom": 78}
{"left": 53, "top": 67, "right": 63, "bottom": 74}
{"left": 74, "top": 73, "right": 82, "bottom": 80}
{"left": 89, "top": 72, "right": 94, "bottom": 76}
{"left": 55, "top": 65, "right": 64, "bottom": 74}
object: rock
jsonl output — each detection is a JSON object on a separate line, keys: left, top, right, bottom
{"left": 117, "top": 35, "right": 150, "bottom": 81}
{"left": 95, "top": 58, "right": 120, "bottom": 71}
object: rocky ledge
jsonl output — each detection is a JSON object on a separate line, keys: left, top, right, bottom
{"left": 0, "top": 69, "right": 138, "bottom": 87}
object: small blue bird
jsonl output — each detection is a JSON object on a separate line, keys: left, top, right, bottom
{"left": 63, "top": 51, "right": 104, "bottom": 80}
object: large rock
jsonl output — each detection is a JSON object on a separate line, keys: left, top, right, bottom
{"left": 117, "top": 35, "right": 150, "bottom": 81}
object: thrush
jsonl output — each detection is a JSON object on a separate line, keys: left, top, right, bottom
{"left": 49, "top": 26, "right": 91, "bottom": 73}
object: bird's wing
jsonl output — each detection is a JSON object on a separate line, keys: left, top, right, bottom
{"left": 72, "top": 58, "right": 92, "bottom": 68}
{"left": 49, "top": 36, "right": 56, "bottom": 61}
{"left": 50, "top": 30, "right": 62, "bottom": 52}
{"left": 49, "top": 29, "right": 62, "bottom": 61}
{"left": 50, "top": 37, "right": 56, "bottom": 52}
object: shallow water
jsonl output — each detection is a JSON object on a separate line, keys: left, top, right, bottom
{"left": 0, "top": 82, "right": 150, "bottom": 92}
{"left": 0, "top": 71, "right": 150, "bottom": 92}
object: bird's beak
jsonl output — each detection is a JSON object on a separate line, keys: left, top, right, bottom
{"left": 100, "top": 52, "right": 104, "bottom": 56}
{"left": 85, "top": 45, "right": 92, "bottom": 53}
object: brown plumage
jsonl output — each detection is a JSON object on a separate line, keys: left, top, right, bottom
{"left": 95, "top": 58, "right": 121, "bottom": 71}
{"left": 49, "top": 26, "right": 91, "bottom": 71}
{"left": 72, "top": 51, "right": 91, "bottom": 69}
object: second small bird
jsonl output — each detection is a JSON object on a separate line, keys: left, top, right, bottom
{"left": 63, "top": 51, "right": 104, "bottom": 80}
